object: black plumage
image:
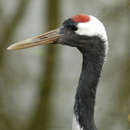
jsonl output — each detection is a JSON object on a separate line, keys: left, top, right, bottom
{"left": 58, "top": 19, "right": 106, "bottom": 130}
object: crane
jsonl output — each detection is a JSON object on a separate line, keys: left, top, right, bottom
{"left": 7, "top": 14, "right": 108, "bottom": 130}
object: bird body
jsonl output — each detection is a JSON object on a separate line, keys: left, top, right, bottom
{"left": 7, "top": 14, "right": 108, "bottom": 130}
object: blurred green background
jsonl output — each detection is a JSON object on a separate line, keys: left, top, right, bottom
{"left": 0, "top": 0, "right": 130, "bottom": 130}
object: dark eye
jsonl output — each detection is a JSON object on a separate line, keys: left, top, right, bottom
{"left": 62, "top": 19, "right": 78, "bottom": 31}
{"left": 70, "top": 25, "right": 78, "bottom": 31}
{"left": 69, "top": 24, "right": 78, "bottom": 31}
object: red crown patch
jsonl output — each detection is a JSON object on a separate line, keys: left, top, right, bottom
{"left": 71, "top": 14, "right": 90, "bottom": 23}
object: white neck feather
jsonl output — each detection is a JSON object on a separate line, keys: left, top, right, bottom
{"left": 72, "top": 115, "right": 83, "bottom": 130}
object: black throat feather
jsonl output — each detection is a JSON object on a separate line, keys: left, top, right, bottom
{"left": 74, "top": 37, "right": 105, "bottom": 130}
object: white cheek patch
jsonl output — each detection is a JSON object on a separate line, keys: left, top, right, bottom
{"left": 75, "top": 16, "right": 108, "bottom": 55}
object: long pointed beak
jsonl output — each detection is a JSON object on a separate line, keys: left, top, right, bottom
{"left": 7, "top": 29, "right": 60, "bottom": 50}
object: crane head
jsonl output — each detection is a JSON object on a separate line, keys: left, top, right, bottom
{"left": 7, "top": 14, "right": 108, "bottom": 54}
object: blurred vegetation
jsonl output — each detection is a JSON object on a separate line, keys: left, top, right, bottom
{"left": 0, "top": 0, "right": 31, "bottom": 64}
{"left": 0, "top": 0, "right": 129, "bottom": 130}
{"left": 0, "top": 0, "right": 31, "bottom": 129}
{"left": 28, "top": 0, "right": 60, "bottom": 130}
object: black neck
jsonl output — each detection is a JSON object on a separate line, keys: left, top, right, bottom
{"left": 74, "top": 42, "right": 105, "bottom": 130}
